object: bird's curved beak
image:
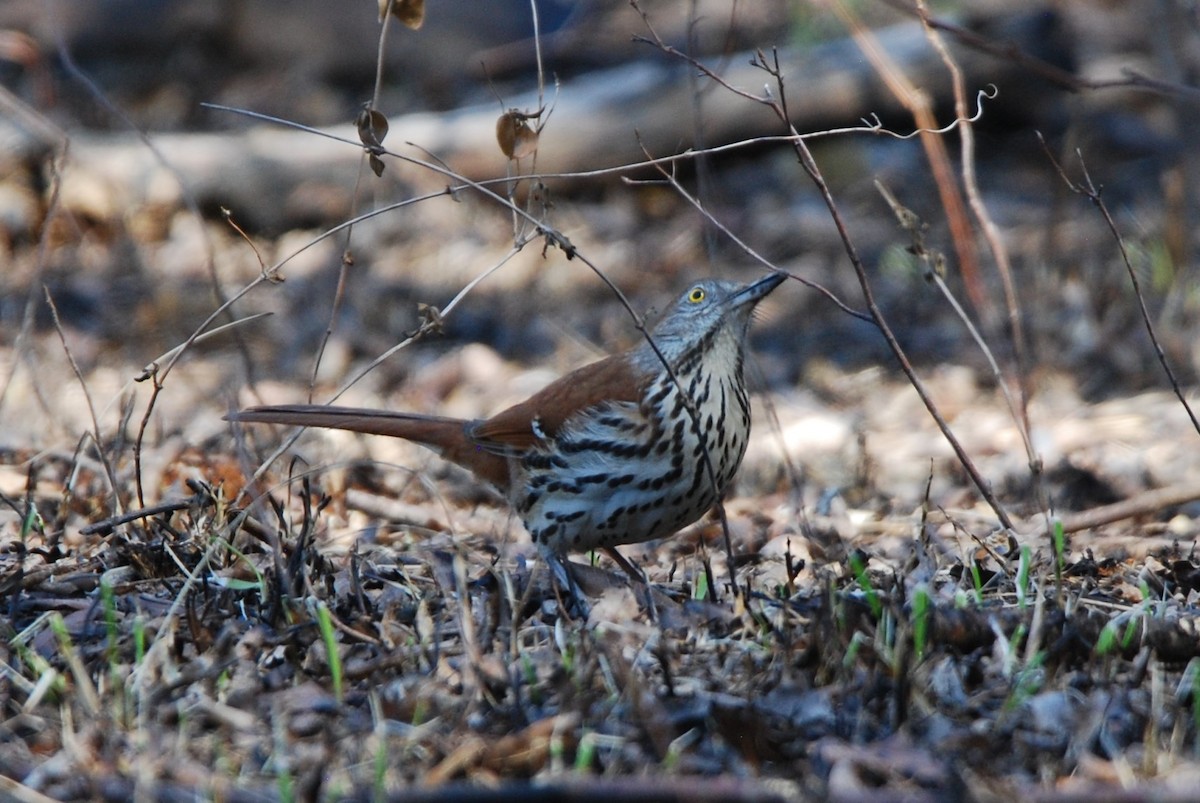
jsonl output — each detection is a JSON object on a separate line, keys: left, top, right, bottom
{"left": 736, "top": 272, "right": 786, "bottom": 306}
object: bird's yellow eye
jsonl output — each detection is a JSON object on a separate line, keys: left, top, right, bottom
{"left": 688, "top": 287, "right": 706, "bottom": 303}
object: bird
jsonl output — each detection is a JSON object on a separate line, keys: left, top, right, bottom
{"left": 228, "top": 272, "right": 784, "bottom": 574}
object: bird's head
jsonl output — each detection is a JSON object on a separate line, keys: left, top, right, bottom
{"left": 639, "top": 273, "right": 784, "bottom": 369}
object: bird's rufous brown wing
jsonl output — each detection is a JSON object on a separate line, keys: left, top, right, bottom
{"left": 468, "top": 354, "right": 645, "bottom": 452}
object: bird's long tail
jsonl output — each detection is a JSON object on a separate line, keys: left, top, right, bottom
{"left": 227, "top": 405, "right": 511, "bottom": 488}
{"left": 229, "top": 405, "right": 463, "bottom": 443}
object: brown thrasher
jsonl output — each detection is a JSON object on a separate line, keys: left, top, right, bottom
{"left": 229, "top": 273, "right": 784, "bottom": 561}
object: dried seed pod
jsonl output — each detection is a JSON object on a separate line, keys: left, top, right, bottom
{"left": 496, "top": 110, "right": 539, "bottom": 160}
{"left": 379, "top": 0, "right": 424, "bottom": 29}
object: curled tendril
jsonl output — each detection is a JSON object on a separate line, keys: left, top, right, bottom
{"left": 866, "top": 85, "right": 998, "bottom": 140}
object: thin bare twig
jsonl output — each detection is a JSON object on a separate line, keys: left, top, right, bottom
{"left": 763, "top": 49, "right": 1015, "bottom": 531}
{"left": 80, "top": 497, "right": 198, "bottom": 536}
{"left": 626, "top": 161, "right": 870, "bottom": 325}
{"left": 874, "top": 180, "right": 1043, "bottom": 518}
{"left": 826, "top": 0, "right": 984, "bottom": 322}
{"left": 1039, "top": 137, "right": 1200, "bottom": 440}
{"left": 911, "top": 2, "right": 1045, "bottom": 524}
{"left": 883, "top": 0, "right": 1200, "bottom": 104}
{"left": 43, "top": 287, "right": 124, "bottom": 517}
{"left": 303, "top": 0, "right": 401, "bottom": 402}
{"left": 55, "top": 35, "right": 254, "bottom": 388}
{"left": 0, "top": 146, "right": 63, "bottom": 424}
{"left": 199, "top": 101, "right": 992, "bottom": 189}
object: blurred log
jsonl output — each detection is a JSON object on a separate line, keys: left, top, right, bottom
{"left": 1039, "top": 478, "right": 1200, "bottom": 536}
{"left": 15, "top": 10, "right": 1070, "bottom": 231}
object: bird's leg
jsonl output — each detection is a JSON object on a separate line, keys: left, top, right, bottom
{"left": 603, "top": 547, "right": 660, "bottom": 622}
{"left": 542, "top": 545, "right": 591, "bottom": 620}
{"left": 603, "top": 547, "right": 647, "bottom": 585}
